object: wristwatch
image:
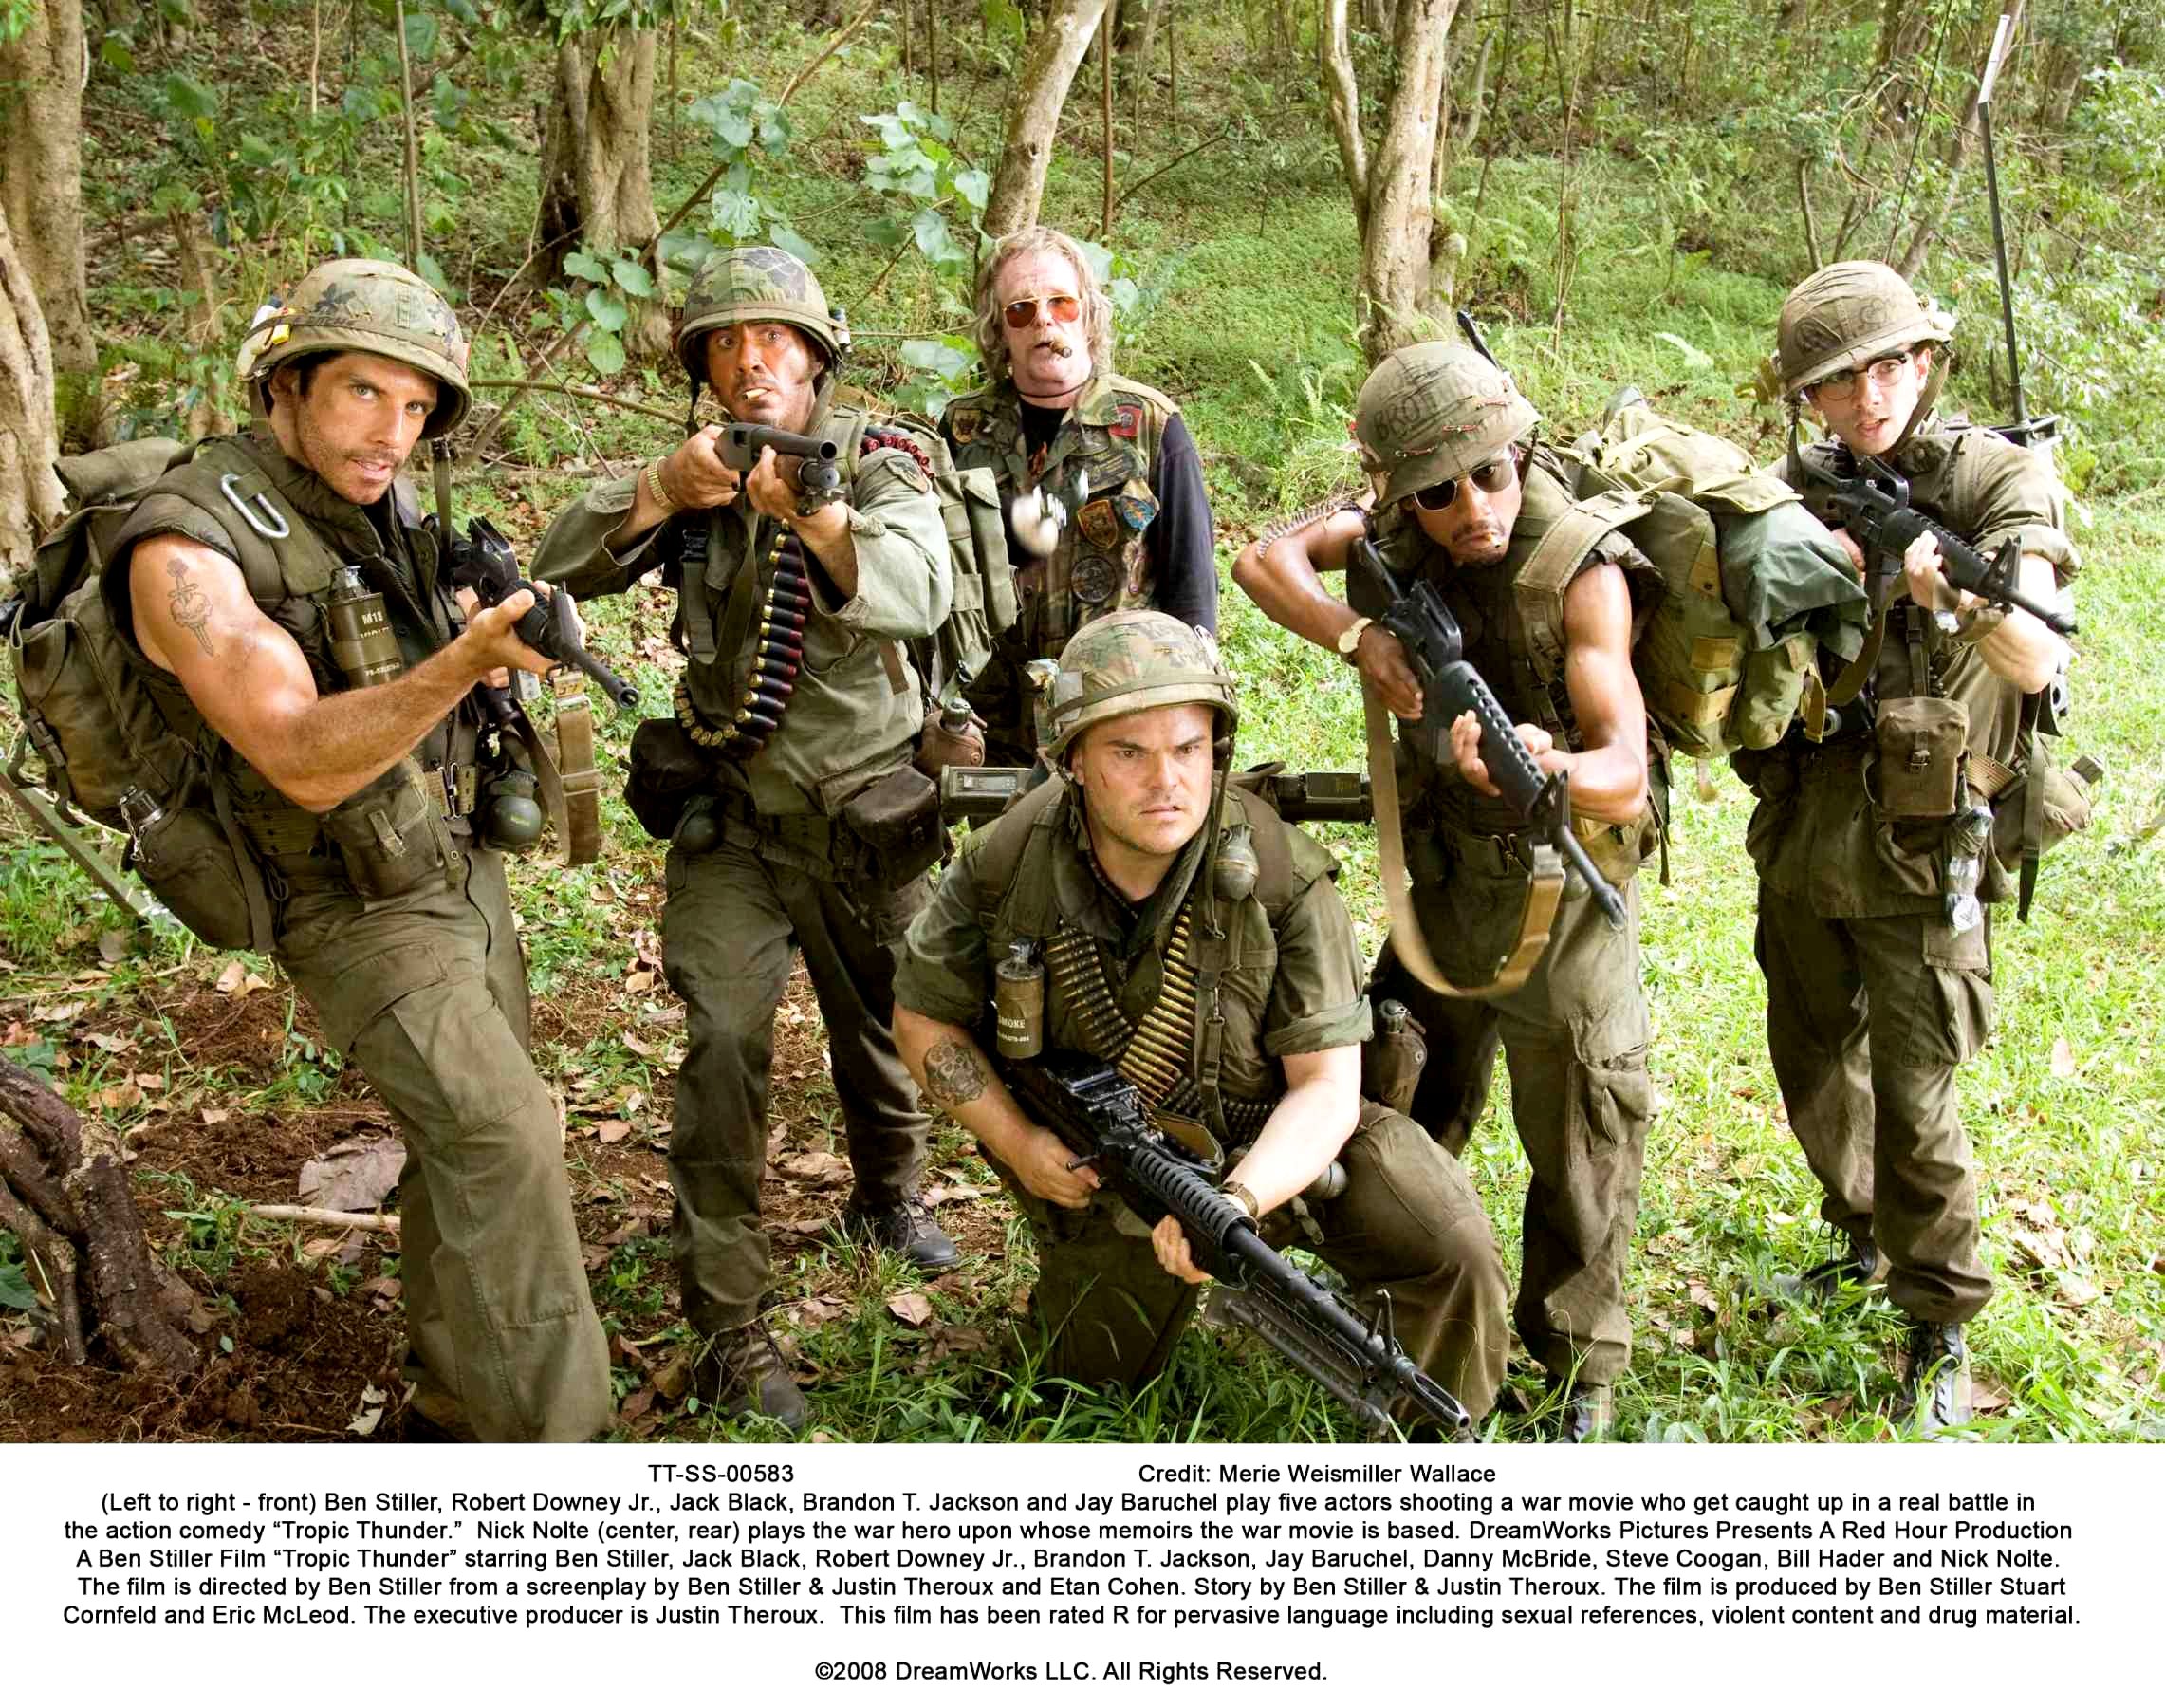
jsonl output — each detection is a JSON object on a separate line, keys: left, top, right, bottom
{"left": 1336, "top": 616, "right": 1373, "bottom": 658}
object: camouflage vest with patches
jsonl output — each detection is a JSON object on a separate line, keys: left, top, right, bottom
{"left": 944, "top": 369, "right": 1174, "bottom": 661}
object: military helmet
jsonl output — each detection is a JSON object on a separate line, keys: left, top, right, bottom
{"left": 234, "top": 258, "right": 472, "bottom": 437}
{"left": 676, "top": 246, "right": 845, "bottom": 386}
{"left": 1353, "top": 342, "right": 1541, "bottom": 507}
{"left": 1044, "top": 610, "right": 1239, "bottom": 763}
{"left": 1775, "top": 261, "right": 1955, "bottom": 399}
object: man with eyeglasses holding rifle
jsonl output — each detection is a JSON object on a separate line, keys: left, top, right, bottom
{"left": 1234, "top": 342, "right": 1654, "bottom": 1442}
{"left": 1736, "top": 262, "right": 2080, "bottom": 1434}
{"left": 942, "top": 226, "right": 1218, "bottom": 765}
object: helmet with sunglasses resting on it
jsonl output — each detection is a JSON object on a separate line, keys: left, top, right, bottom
{"left": 1353, "top": 342, "right": 1542, "bottom": 509}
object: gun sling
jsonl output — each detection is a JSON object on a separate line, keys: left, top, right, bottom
{"left": 1364, "top": 682, "right": 1564, "bottom": 1000}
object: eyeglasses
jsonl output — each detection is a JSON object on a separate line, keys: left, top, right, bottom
{"left": 1809, "top": 349, "right": 1917, "bottom": 403}
{"left": 1411, "top": 454, "right": 1518, "bottom": 511}
{"left": 1003, "top": 294, "right": 1083, "bottom": 329}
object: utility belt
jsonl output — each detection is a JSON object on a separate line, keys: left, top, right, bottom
{"left": 627, "top": 715, "right": 942, "bottom": 893}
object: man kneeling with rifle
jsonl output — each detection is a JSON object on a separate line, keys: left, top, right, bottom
{"left": 893, "top": 611, "right": 1507, "bottom": 1433}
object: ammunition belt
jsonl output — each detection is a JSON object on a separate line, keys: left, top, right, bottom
{"left": 1043, "top": 899, "right": 1273, "bottom": 1148}
{"left": 674, "top": 526, "right": 811, "bottom": 757}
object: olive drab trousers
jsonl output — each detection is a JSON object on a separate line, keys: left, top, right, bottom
{"left": 660, "top": 827, "right": 932, "bottom": 1336}
{"left": 987, "top": 1102, "right": 1510, "bottom": 1425}
{"left": 280, "top": 846, "right": 613, "bottom": 1443}
{"left": 1371, "top": 852, "right": 1652, "bottom": 1390}
{"left": 1755, "top": 887, "right": 1995, "bottom": 1323}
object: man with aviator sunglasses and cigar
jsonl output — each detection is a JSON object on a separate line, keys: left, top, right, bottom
{"left": 942, "top": 226, "right": 1218, "bottom": 765}
{"left": 1234, "top": 342, "right": 1655, "bottom": 1442}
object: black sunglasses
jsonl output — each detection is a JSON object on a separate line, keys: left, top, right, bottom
{"left": 1411, "top": 452, "right": 1519, "bottom": 511}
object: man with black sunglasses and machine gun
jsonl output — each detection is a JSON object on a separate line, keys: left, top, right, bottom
{"left": 1234, "top": 342, "right": 1656, "bottom": 1442}
{"left": 893, "top": 610, "right": 1508, "bottom": 1436}
{"left": 940, "top": 225, "right": 1218, "bottom": 765}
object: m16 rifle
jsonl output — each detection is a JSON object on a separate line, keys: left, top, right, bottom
{"left": 1820, "top": 455, "right": 2076, "bottom": 639}
{"left": 1002, "top": 1049, "right": 1471, "bottom": 1438}
{"left": 1347, "top": 529, "right": 1628, "bottom": 929}
{"left": 717, "top": 423, "right": 842, "bottom": 514}
{"left": 447, "top": 518, "right": 640, "bottom": 709}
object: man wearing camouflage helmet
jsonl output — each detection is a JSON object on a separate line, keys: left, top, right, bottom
{"left": 529, "top": 247, "right": 959, "bottom": 1429}
{"left": 1737, "top": 261, "right": 2076, "bottom": 1433}
{"left": 892, "top": 609, "right": 1507, "bottom": 1422}
{"left": 1234, "top": 342, "right": 1655, "bottom": 1441}
{"left": 107, "top": 258, "right": 612, "bottom": 1441}
{"left": 941, "top": 226, "right": 1218, "bottom": 764}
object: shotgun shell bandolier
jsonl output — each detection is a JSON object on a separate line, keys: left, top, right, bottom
{"left": 4, "top": 260, "right": 578, "bottom": 951}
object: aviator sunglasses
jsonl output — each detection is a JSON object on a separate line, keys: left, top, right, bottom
{"left": 1003, "top": 294, "right": 1084, "bottom": 329}
{"left": 1411, "top": 450, "right": 1520, "bottom": 511}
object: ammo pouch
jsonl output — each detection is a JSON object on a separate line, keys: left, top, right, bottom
{"left": 129, "top": 789, "right": 262, "bottom": 950}
{"left": 1990, "top": 752, "right": 2100, "bottom": 870}
{"left": 1871, "top": 696, "right": 1968, "bottom": 821}
{"left": 840, "top": 764, "right": 943, "bottom": 890}
{"left": 624, "top": 716, "right": 714, "bottom": 842}
{"left": 321, "top": 756, "right": 455, "bottom": 903}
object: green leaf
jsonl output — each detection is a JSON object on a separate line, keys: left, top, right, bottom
{"left": 163, "top": 71, "right": 219, "bottom": 123}
{"left": 585, "top": 288, "right": 629, "bottom": 332}
{"left": 402, "top": 9, "right": 437, "bottom": 59}
{"left": 586, "top": 327, "right": 626, "bottom": 376}
{"left": 99, "top": 32, "right": 135, "bottom": 74}
{"left": 0, "top": 1260, "right": 37, "bottom": 1313}
{"left": 912, "top": 207, "right": 969, "bottom": 269}
{"left": 611, "top": 257, "right": 656, "bottom": 299}
{"left": 416, "top": 253, "right": 450, "bottom": 295}
{"left": 658, "top": 232, "right": 717, "bottom": 279}
{"left": 563, "top": 251, "right": 610, "bottom": 284}
{"left": 711, "top": 188, "right": 762, "bottom": 239}
{"left": 863, "top": 214, "right": 910, "bottom": 249}
{"left": 441, "top": 0, "right": 480, "bottom": 22}
{"left": 768, "top": 226, "right": 819, "bottom": 266}
{"left": 952, "top": 168, "right": 991, "bottom": 214}
{"left": 900, "top": 339, "right": 976, "bottom": 381}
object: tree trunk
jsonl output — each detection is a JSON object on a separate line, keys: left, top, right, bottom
{"left": 1323, "top": 0, "right": 1461, "bottom": 363}
{"left": 1125, "top": 0, "right": 1170, "bottom": 104}
{"left": 537, "top": 29, "right": 669, "bottom": 355}
{"left": 0, "top": 0, "right": 95, "bottom": 435}
{"left": 0, "top": 197, "right": 64, "bottom": 570}
{"left": 985, "top": 0, "right": 1112, "bottom": 237}
{"left": 0, "top": 1055, "right": 201, "bottom": 1379}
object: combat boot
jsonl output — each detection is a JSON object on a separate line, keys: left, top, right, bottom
{"left": 692, "top": 1322, "right": 808, "bottom": 1432}
{"left": 1559, "top": 1384, "right": 1613, "bottom": 1443}
{"left": 1767, "top": 1233, "right": 1882, "bottom": 1306}
{"left": 1897, "top": 1318, "right": 1973, "bottom": 1437}
{"left": 842, "top": 1190, "right": 960, "bottom": 1273}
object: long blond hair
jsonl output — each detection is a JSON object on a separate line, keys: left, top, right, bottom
{"left": 971, "top": 226, "right": 1115, "bottom": 386}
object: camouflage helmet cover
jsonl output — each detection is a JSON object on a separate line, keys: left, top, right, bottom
{"left": 235, "top": 258, "right": 472, "bottom": 437}
{"left": 1775, "top": 261, "right": 1955, "bottom": 398}
{"left": 1045, "top": 609, "right": 1239, "bottom": 764}
{"left": 676, "top": 246, "right": 843, "bottom": 385}
{"left": 1353, "top": 342, "right": 1542, "bottom": 507}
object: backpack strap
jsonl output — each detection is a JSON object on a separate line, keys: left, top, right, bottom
{"left": 1513, "top": 490, "right": 1653, "bottom": 688}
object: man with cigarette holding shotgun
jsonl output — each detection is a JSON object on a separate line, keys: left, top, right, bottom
{"left": 892, "top": 611, "right": 1508, "bottom": 1433}
{"left": 531, "top": 247, "right": 961, "bottom": 1429}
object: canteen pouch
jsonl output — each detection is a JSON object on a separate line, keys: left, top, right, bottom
{"left": 1990, "top": 753, "right": 2100, "bottom": 868}
{"left": 1872, "top": 696, "right": 1968, "bottom": 821}
{"left": 130, "top": 795, "right": 259, "bottom": 950}
{"left": 322, "top": 757, "right": 455, "bottom": 902}
{"left": 625, "top": 716, "right": 714, "bottom": 841}
{"left": 841, "top": 763, "right": 943, "bottom": 889}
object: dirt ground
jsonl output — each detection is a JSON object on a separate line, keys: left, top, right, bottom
{"left": 0, "top": 963, "right": 1014, "bottom": 1443}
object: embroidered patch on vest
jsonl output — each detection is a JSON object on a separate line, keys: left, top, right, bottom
{"left": 1078, "top": 497, "right": 1120, "bottom": 550}
{"left": 1072, "top": 554, "right": 1119, "bottom": 604}
{"left": 949, "top": 407, "right": 985, "bottom": 445}
{"left": 1109, "top": 403, "right": 1141, "bottom": 439}
{"left": 1115, "top": 493, "right": 1157, "bottom": 533}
